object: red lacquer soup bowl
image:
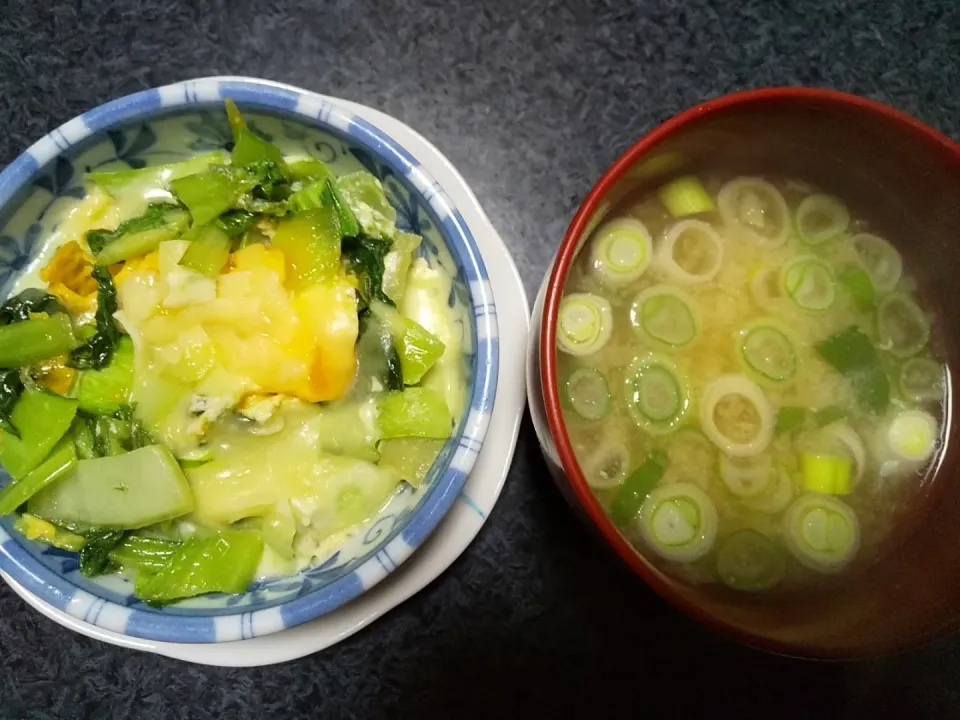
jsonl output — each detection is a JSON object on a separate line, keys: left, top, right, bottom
{"left": 533, "top": 88, "right": 960, "bottom": 659}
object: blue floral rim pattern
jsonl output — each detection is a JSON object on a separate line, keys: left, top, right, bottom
{"left": 0, "top": 77, "right": 499, "bottom": 643}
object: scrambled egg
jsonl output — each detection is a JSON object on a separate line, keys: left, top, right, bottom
{"left": 116, "top": 241, "right": 359, "bottom": 452}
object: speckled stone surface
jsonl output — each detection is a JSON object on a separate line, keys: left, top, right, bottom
{"left": 1, "top": 0, "right": 959, "bottom": 717}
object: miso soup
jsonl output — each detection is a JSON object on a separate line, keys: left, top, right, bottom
{"left": 556, "top": 175, "right": 947, "bottom": 592}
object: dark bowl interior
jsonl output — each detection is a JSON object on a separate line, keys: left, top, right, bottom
{"left": 550, "top": 89, "right": 960, "bottom": 659}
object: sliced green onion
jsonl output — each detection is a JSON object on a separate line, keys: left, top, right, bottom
{"left": 852, "top": 233, "right": 902, "bottom": 292}
{"left": 582, "top": 437, "right": 631, "bottom": 489}
{"left": 629, "top": 285, "right": 699, "bottom": 350}
{"left": 719, "top": 453, "right": 774, "bottom": 498}
{"left": 781, "top": 255, "right": 836, "bottom": 312}
{"left": 783, "top": 494, "right": 860, "bottom": 573}
{"left": 657, "top": 176, "right": 716, "bottom": 217}
{"left": 610, "top": 452, "right": 668, "bottom": 525}
{"left": 816, "top": 327, "right": 890, "bottom": 414}
{"left": 656, "top": 220, "right": 724, "bottom": 284}
{"left": 839, "top": 267, "right": 876, "bottom": 311}
{"left": 700, "top": 374, "right": 775, "bottom": 457}
{"left": 562, "top": 367, "right": 611, "bottom": 421}
{"left": 886, "top": 410, "right": 938, "bottom": 463}
{"left": 898, "top": 357, "right": 944, "bottom": 403}
{"left": 776, "top": 406, "right": 808, "bottom": 435}
{"left": 716, "top": 529, "right": 786, "bottom": 592}
{"left": 742, "top": 465, "right": 795, "bottom": 514}
{"left": 737, "top": 320, "right": 798, "bottom": 385}
{"left": 588, "top": 218, "right": 652, "bottom": 286}
{"left": 624, "top": 355, "right": 688, "bottom": 434}
{"left": 801, "top": 453, "right": 852, "bottom": 495}
{"left": 557, "top": 293, "right": 613, "bottom": 357}
{"left": 638, "top": 483, "right": 718, "bottom": 563}
{"left": 794, "top": 194, "right": 850, "bottom": 245}
{"left": 813, "top": 405, "right": 846, "bottom": 427}
{"left": 822, "top": 423, "right": 866, "bottom": 486}
{"left": 749, "top": 267, "right": 786, "bottom": 310}
{"left": 717, "top": 177, "right": 791, "bottom": 247}
{"left": 876, "top": 292, "right": 930, "bottom": 359}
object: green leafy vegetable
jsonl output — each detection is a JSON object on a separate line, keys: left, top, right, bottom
{"left": 816, "top": 326, "right": 891, "bottom": 413}
{"left": 68, "top": 266, "right": 119, "bottom": 371}
{"left": 76, "top": 335, "right": 135, "bottom": 414}
{"left": 0, "top": 289, "right": 65, "bottom": 325}
{"left": 289, "top": 178, "right": 360, "bottom": 237}
{"left": 287, "top": 159, "right": 333, "bottom": 183}
{"left": 814, "top": 405, "right": 846, "bottom": 427}
{"left": 170, "top": 165, "right": 252, "bottom": 227}
{"left": 109, "top": 535, "right": 179, "bottom": 573}
{"left": 179, "top": 224, "right": 231, "bottom": 277}
{"left": 70, "top": 416, "right": 96, "bottom": 460}
{"left": 0, "top": 370, "right": 24, "bottom": 438}
{"left": 342, "top": 235, "right": 394, "bottom": 309}
{"left": 0, "top": 314, "right": 78, "bottom": 368}
{"left": 87, "top": 152, "right": 226, "bottom": 197}
{"left": 354, "top": 313, "right": 403, "bottom": 395}
{"left": 0, "top": 389, "right": 78, "bottom": 480}
{"left": 271, "top": 206, "right": 341, "bottom": 288}
{"left": 134, "top": 529, "right": 263, "bottom": 603}
{"left": 28, "top": 445, "right": 195, "bottom": 530}
{"left": 78, "top": 528, "right": 127, "bottom": 577}
{"left": 87, "top": 203, "right": 190, "bottom": 265}
{"left": 775, "top": 406, "right": 807, "bottom": 435}
{"left": 225, "top": 99, "right": 288, "bottom": 174}
{"left": 215, "top": 210, "right": 258, "bottom": 237}
{"left": 336, "top": 172, "right": 397, "bottom": 240}
{"left": 376, "top": 387, "right": 452, "bottom": 439}
{"left": 0, "top": 438, "right": 77, "bottom": 515}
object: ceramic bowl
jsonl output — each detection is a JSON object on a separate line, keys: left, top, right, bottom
{"left": 530, "top": 87, "right": 960, "bottom": 659}
{"left": 0, "top": 77, "right": 498, "bottom": 643}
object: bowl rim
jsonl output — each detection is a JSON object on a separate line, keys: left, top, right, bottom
{"left": 0, "top": 76, "right": 499, "bottom": 643}
{"left": 538, "top": 86, "right": 960, "bottom": 659}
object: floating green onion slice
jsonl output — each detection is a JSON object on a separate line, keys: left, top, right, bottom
{"left": 876, "top": 292, "right": 930, "bottom": 359}
{"left": 852, "top": 233, "right": 902, "bottom": 292}
{"left": 589, "top": 218, "right": 653, "bottom": 286}
{"left": 582, "top": 436, "right": 631, "bottom": 489}
{"left": 783, "top": 494, "right": 860, "bottom": 573}
{"left": 719, "top": 453, "right": 774, "bottom": 498}
{"left": 657, "top": 220, "right": 724, "bottom": 284}
{"left": 717, "top": 177, "right": 791, "bottom": 247}
{"left": 639, "top": 483, "right": 718, "bottom": 562}
{"left": 562, "top": 367, "right": 611, "bottom": 421}
{"left": 794, "top": 193, "right": 850, "bottom": 245}
{"left": 898, "top": 357, "right": 944, "bottom": 403}
{"left": 630, "top": 286, "right": 699, "bottom": 349}
{"left": 742, "top": 465, "right": 795, "bottom": 514}
{"left": 716, "top": 529, "right": 786, "bottom": 592}
{"left": 625, "top": 356, "right": 688, "bottom": 433}
{"left": 557, "top": 293, "right": 612, "bottom": 357}
{"left": 781, "top": 255, "right": 836, "bottom": 312}
{"left": 738, "top": 321, "right": 798, "bottom": 385}
{"left": 657, "top": 176, "right": 716, "bottom": 217}
{"left": 749, "top": 267, "right": 785, "bottom": 310}
{"left": 800, "top": 453, "right": 853, "bottom": 495}
{"left": 610, "top": 451, "right": 668, "bottom": 526}
{"left": 886, "top": 410, "right": 938, "bottom": 463}
{"left": 699, "top": 374, "right": 775, "bottom": 457}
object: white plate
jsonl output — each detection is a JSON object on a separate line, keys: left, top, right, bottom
{"left": 1, "top": 87, "right": 530, "bottom": 667}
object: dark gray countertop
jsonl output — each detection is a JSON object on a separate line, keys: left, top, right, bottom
{"left": 2, "top": 1, "right": 959, "bottom": 717}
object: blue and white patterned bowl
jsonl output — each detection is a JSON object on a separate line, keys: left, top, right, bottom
{"left": 0, "top": 77, "right": 498, "bottom": 643}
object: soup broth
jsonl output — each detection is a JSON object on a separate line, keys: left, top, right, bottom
{"left": 557, "top": 175, "right": 947, "bottom": 592}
